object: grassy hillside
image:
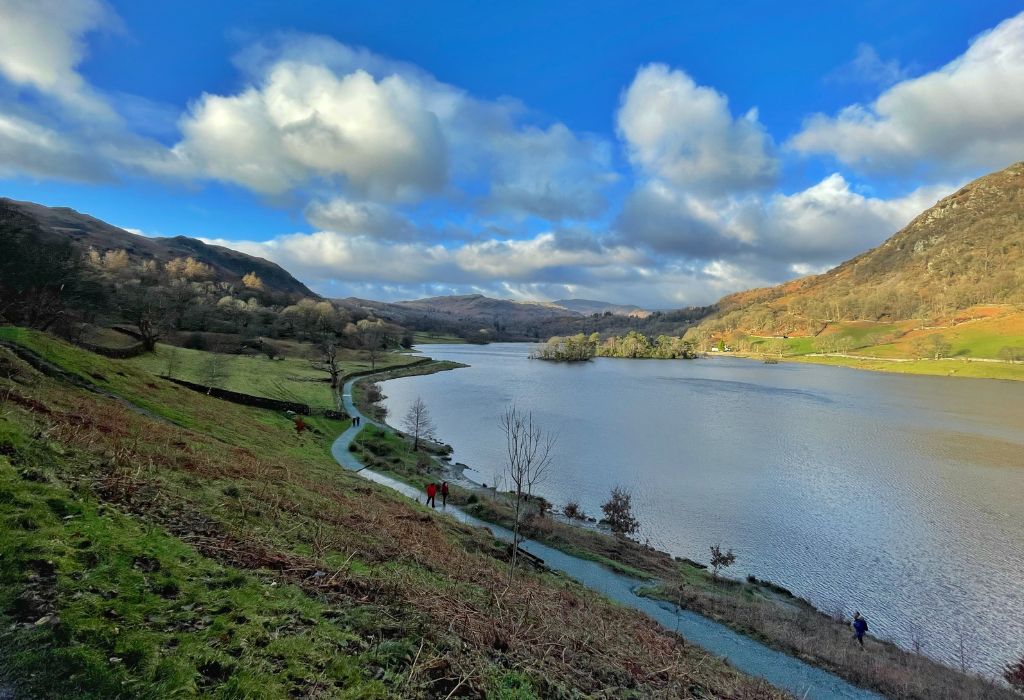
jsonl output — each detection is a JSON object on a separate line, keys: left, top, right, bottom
{"left": 1, "top": 198, "right": 314, "bottom": 298}
{"left": 691, "top": 162, "right": 1024, "bottom": 377}
{"left": 703, "top": 305, "right": 1024, "bottom": 380}
{"left": 0, "top": 329, "right": 781, "bottom": 699}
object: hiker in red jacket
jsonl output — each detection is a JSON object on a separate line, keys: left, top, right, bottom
{"left": 441, "top": 481, "right": 449, "bottom": 507}
{"left": 426, "top": 483, "right": 437, "bottom": 508}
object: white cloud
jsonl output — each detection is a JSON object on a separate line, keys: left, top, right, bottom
{"left": 747, "top": 175, "right": 953, "bottom": 265}
{"left": 0, "top": 111, "right": 111, "bottom": 181}
{"left": 617, "top": 63, "right": 777, "bottom": 196}
{"left": 304, "top": 198, "right": 419, "bottom": 241}
{"left": 0, "top": 0, "right": 116, "bottom": 117}
{"left": 615, "top": 180, "right": 745, "bottom": 257}
{"left": 615, "top": 170, "right": 955, "bottom": 284}
{"left": 826, "top": 44, "right": 910, "bottom": 87}
{"left": 175, "top": 64, "right": 447, "bottom": 198}
{"left": 173, "top": 34, "right": 614, "bottom": 219}
{"left": 0, "top": 0, "right": 192, "bottom": 183}
{"left": 204, "top": 228, "right": 652, "bottom": 297}
{"left": 454, "top": 232, "right": 644, "bottom": 279}
{"left": 481, "top": 123, "right": 615, "bottom": 220}
{"left": 791, "top": 12, "right": 1024, "bottom": 175}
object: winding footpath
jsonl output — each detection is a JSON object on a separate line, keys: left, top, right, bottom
{"left": 332, "top": 376, "right": 880, "bottom": 700}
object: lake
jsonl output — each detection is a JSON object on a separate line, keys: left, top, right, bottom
{"left": 380, "top": 343, "right": 1024, "bottom": 676}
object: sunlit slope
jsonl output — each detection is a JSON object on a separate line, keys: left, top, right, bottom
{"left": 694, "top": 162, "right": 1024, "bottom": 368}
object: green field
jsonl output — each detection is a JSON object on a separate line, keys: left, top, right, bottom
{"left": 123, "top": 343, "right": 419, "bottom": 409}
{"left": 739, "top": 314, "right": 1024, "bottom": 380}
{"left": 410, "top": 332, "right": 466, "bottom": 344}
{"left": 791, "top": 353, "right": 1024, "bottom": 380}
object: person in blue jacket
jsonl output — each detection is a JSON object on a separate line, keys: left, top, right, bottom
{"left": 852, "top": 611, "right": 868, "bottom": 648}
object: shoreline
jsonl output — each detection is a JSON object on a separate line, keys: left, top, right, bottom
{"left": 350, "top": 354, "right": 1015, "bottom": 699}
{"left": 454, "top": 338, "right": 1024, "bottom": 381}
{"left": 336, "top": 374, "right": 881, "bottom": 700}
{"left": 718, "top": 349, "right": 1024, "bottom": 381}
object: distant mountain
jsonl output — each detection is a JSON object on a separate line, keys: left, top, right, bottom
{"left": 393, "top": 293, "right": 571, "bottom": 319}
{"left": 0, "top": 198, "right": 314, "bottom": 298}
{"left": 339, "top": 293, "right": 701, "bottom": 341}
{"left": 551, "top": 299, "right": 650, "bottom": 317}
{"left": 338, "top": 294, "right": 573, "bottom": 340}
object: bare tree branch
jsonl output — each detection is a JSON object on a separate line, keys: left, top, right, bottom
{"left": 500, "top": 404, "right": 556, "bottom": 583}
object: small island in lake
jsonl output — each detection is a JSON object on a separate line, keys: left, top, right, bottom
{"left": 532, "top": 331, "right": 698, "bottom": 361}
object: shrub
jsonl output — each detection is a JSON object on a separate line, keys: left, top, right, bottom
{"left": 600, "top": 487, "right": 639, "bottom": 536}
{"left": 563, "top": 501, "right": 586, "bottom": 520}
{"left": 1005, "top": 655, "right": 1024, "bottom": 692}
{"left": 709, "top": 544, "right": 737, "bottom": 579}
{"left": 183, "top": 332, "right": 207, "bottom": 350}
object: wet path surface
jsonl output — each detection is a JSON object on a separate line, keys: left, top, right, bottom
{"left": 332, "top": 378, "right": 880, "bottom": 700}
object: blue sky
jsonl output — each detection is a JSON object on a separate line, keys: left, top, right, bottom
{"left": 2, "top": 1, "right": 1023, "bottom": 307}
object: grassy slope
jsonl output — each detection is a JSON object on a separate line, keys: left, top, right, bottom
{"left": 739, "top": 307, "right": 1024, "bottom": 381}
{"left": 122, "top": 342, "right": 419, "bottom": 410}
{"left": 353, "top": 396, "right": 1016, "bottom": 700}
{"left": 0, "top": 329, "right": 780, "bottom": 699}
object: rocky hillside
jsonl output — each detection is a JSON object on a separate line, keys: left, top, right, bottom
{"left": 702, "top": 162, "right": 1024, "bottom": 337}
{"left": 1, "top": 198, "right": 314, "bottom": 298}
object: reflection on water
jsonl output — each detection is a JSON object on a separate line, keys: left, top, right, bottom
{"left": 381, "top": 343, "right": 1024, "bottom": 676}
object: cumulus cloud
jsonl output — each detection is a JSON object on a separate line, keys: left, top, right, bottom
{"left": 611, "top": 59, "right": 959, "bottom": 297}
{"left": 176, "top": 64, "right": 448, "bottom": 198}
{"left": 304, "top": 198, "right": 420, "bottom": 241}
{"left": 0, "top": 0, "right": 196, "bottom": 183}
{"left": 454, "top": 231, "right": 644, "bottom": 280}
{"left": 173, "top": 34, "right": 614, "bottom": 219}
{"left": 0, "top": 111, "right": 112, "bottom": 181}
{"left": 791, "top": 12, "right": 1024, "bottom": 175}
{"left": 744, "top": 175, "right": 952, "bottom": 266}
{"left": 617, "top": 63, "right": 777, "bottom": 195}
{"left": 0, "top": 0, "right": 116, "bottom": 117}
{"left": 615, "top": 180, "right": 745, "bottom": 258}
{"left": 481, "top": 123, "right": 615, "bottom": 220}
{"left": 615, "top": 169, "right": 954, "bottom": 286}
{"left": 204, "top": 228, "right": 653, "bottom": 297}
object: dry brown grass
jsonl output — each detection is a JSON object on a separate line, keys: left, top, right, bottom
{"left": 2, "top": 341, "right": 789, "bottom": 699}
{"left": 447, "top": 485, "right": 1014, "bottom": 699}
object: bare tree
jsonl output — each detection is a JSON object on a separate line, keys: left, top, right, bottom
{"left": 709, "top": 544, "right": 737, "bottom": 579}
{"left": 356, "top": 319, "right": 387, "bottom": 370}
{"left": 956, "top": 625, "right": 974, "bottom": 673}
{"left": 500, "top": 404, "right": 556, "bottom": 581}
{"left": 998, "top": 346, "right": 1023, "bottom": 364}
{"left": 201, "top": 353, "right": 230, "bottom": 392}
{"left": 162, "top": 347, "right": 182, "bottom": 378}
{"left": 116, "top": 284, "right": 169, "bottom": 352}
{"left": 310, "top": 341, "right": 342, "bottom": 388}
{"left": 402, "top": 396, "right": 435, "bottom": 451}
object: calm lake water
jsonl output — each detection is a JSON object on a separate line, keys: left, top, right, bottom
{"left": 381, "top": 343, "right": 1024, "bottom": 676}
